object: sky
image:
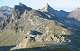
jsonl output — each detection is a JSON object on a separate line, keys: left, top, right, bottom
{"left": 0, "top": 0, "right": 80, "bottom": 11}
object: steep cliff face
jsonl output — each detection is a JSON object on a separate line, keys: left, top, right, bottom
{"left": 10, "top": 3, "right": 71, "bottom": 49}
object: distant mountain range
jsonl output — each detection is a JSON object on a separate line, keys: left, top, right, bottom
{"left": 0, "top": 6, "right": 12, "bottom": 30}
{"left": 0, "top": 6, "right": 12, "bottom": 16}
{"left": 68, "top": 8, "right": 80, "bottom": 21}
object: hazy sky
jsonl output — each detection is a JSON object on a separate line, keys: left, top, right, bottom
{"left": 0, "top": 0, "right": 80, "bottom": 11}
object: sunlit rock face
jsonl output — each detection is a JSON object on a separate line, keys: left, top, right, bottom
{"left": 10, "top": 3, "right": 71, "bottom": 49}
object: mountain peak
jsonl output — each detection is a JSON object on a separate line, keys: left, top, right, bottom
{"left": 41, "top": 3, "right": 54, "bottom": 12}
{"left": 43, "top": 3, "right": 49, "bottom": 10}
{"left": 0, "top": 6, "right": 12, "bottom": 11}
{"left": 14, "top": 3, "right": 32, "bottom": 16}
{"left": 15, "top": 3, "right": 32, "bottom": 11}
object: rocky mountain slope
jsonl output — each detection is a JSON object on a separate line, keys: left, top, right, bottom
{"left": 0, "top": 3, "right": 80, "bottom": 51}
{"left": 9, "top": 3, "right": 72, "bottom": 49}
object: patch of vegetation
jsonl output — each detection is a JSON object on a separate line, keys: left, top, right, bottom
{"left": 0, "top": 30, "right": 17, "bottom": 46}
